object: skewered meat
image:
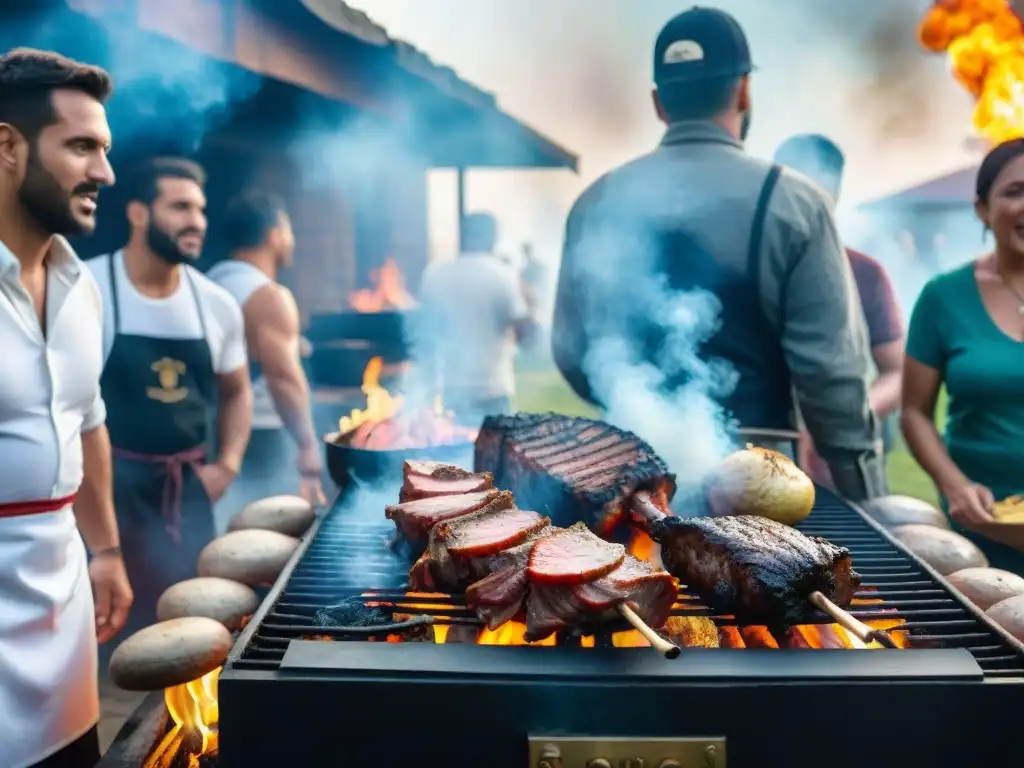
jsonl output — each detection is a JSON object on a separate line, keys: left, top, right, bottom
{"left": 525, "top": 555, "right": 678, "bottom": 641}
{"left": 527, "top": 522, "right": 626, "bottom": 585}
{"left": 631, "top": 494, "right": 859, "bottom": 627}
{"left": 385, "top": 489, "right": 510, "bottom": 541}
{"left": 474, "top": 412, "right": 676, "bottom": 533}
{"left": 399, "top": 461, "right": 494, "bottom": 503}
{"left": 411, "top": 506, "right": 550, "bottom": 591}
{"left": 463, "top": 530, "right": 555, "bottom": 629}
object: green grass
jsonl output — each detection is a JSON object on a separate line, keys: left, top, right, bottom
{"left": 513, "top": 360, "right": 941, "bottom": 506}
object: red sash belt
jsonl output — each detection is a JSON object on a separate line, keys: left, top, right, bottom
{"left": 0, "top": 493, "right": 77, "bottom": 519}
{"left": 113, "top": 445, "right": 206, "bottom": 545}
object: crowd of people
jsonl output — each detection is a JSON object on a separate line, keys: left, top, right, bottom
{"left": 0, "top": 49, "right": 324, "bottom": 768}
{"left": 1, "top": 4, "right": 1024, "bottom": 767}
{"left": 550, "top": 6, "right": 1024, "bottom": 571}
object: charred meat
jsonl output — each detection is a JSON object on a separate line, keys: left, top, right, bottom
{"left": 633, "top": 495, "right": 860, "bottom": 627}
{"left": 399, "top": 461, "right": 494, "bottom": 503}
{"left": 474, "top": 412, "right": 677, "bottom": 533}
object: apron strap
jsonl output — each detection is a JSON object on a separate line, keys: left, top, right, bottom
{"left": 183, "top": 268, "right": 210, "bottom": 340}
{"left": 0, "top": 493, "right": 77, "bottom": 519}
{"left": 108, "top": 251, "right": 122, "bottom": 334}
{"left": 112, "top": 445, "right": 206, "bottom": 544}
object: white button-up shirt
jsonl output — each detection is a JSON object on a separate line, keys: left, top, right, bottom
{"left": 0, "top": 235, "right": 106, "bottom": 768}
{"left": 0, "top": 236, "right": 106, "bottom": 503}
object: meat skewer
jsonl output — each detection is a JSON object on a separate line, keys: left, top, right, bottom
{"left": 387, "top": 462, "right": 681, "bottom": 656}
{"left": 629, "top": 491, "right": 897, "bottom": 647}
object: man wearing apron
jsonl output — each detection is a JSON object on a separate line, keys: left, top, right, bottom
{"left": 0, "top": 50, "right": 132, "bottom": 768}
{"left": 207, "top": 192, "right": 325, "bottom": 528}
{"left": 87, "top": 157, "right": 252, "bottom": 659}
{"left": 552, "top": 8, "right": 884, "bottom": 500}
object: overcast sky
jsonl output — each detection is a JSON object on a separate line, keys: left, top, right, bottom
{"left": 353, "top": 0, "right": 980, "bottom": 260}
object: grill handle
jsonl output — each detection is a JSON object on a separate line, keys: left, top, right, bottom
{"left": 808, "top": 591, "right": 898, "bottom": 649}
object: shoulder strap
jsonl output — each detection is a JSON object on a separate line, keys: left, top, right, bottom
{"left": 107, "top": 252, "right": 121, "bottom": 333}
{"left": 746, "top": 164, "right": 783, "bottom": 293}
{"left": 183, "top": 268, "right": 210, "bottom": 340}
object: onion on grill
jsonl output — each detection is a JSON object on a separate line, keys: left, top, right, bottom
{"left": 705, "top": 444, "right": 815, "bottom": 526}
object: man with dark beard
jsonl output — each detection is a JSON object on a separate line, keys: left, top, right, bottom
{"left": 86, "top": 157, "right": 252, "bottom": 656}
{"left": 0, "top": 48, "right": 132, "bottom": 768}
{"left": 207, "top": 191, "right": 325, "bottom": 523}
{"left": 551, "top": 7, "right": 885, "bottom": 501}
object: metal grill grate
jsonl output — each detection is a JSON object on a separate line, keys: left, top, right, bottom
{"left": 230, "top": 486, "right": 1024, "bottom": 677}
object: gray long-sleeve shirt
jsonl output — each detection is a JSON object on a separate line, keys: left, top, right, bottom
{"left": 552, "top": 121, "right": 885, "bottom": 501}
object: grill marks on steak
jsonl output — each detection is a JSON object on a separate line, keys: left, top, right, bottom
{"left": 654, "top": 514, "right": 861, "bottom": 628}
{"left": 474, "top": 412, "right": 677, "bottom": 532}
{"left": 385, "top": 489, "right": 509, "bottom": 541}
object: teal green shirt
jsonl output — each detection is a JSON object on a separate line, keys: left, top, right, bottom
{"left": 906, "top": 263, "right": 1024, "bottom": 498}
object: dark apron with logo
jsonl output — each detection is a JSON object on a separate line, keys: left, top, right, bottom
{"left": 98, "top": 257, "right": 218, "bottom": 659}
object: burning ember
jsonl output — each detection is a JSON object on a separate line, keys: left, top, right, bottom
{"left": 348, "top": 258, "right": 418, "bottom": 313}
{"left": 335, "top": 357, "right": 476, "bottom": 449}
{"left": 919, "top": 0, "right": 1024, "bottom": 144}
{"left": 144, "top": 667, "right": 220, "bottom": 768}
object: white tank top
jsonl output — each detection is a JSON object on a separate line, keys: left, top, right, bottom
{"left": 206, "top": 260, "right": 283, "bottom": 430}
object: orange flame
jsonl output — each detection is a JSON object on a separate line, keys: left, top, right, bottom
{"left": 335, "top": 357, "right": 476, "bottom": 449}
{"left": 349, "top": 258, "right": 418, "bottom": 313}
{"left": 918, "top": 0, "right": 1024, "bottom": 144}
{"left": 144, "top": 667, "right": 221, "bottom": 768}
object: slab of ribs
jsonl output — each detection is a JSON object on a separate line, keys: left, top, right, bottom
{"left": 386, "top": 459, "right": 679, "bottom": 641}
{"left": 473, "top": 412, "right": 677, "bottom": 534}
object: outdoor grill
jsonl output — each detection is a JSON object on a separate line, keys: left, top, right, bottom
{"left": 218, "top": 483, "right": 1024, "bottom": 767}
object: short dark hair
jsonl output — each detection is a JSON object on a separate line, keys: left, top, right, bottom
{"left": 657, "top": 75, "right": 740, "bottom": 122}
{"left": 223, "top": 191, "right": 288, "bottom": 251}
{"left": 124, "top": 156, "right": 206, "bottom": 206}
{"left": 463, "top": 211, "right": 497, "bottom": 252}
{"left": 0, "top": 48, "right": 112, "bottom": 141}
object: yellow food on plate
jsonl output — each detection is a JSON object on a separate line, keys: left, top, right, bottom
{"left": 994, "top": 495, "right": 1024, "bottom": 523}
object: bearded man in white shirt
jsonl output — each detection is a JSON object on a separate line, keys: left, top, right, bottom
{"left": 0, "top": 48, "right": 132, "bottom": 768}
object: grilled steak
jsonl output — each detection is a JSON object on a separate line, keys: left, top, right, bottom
{"left": 412, "top": 506, "right": 549, "bottom": 590}
{"left": 385, "top": 489, "right": 510, "bottom": 541}
{"left": 473, "top": 412, "right": 676, "bottom": 533}
{"left": 524, "top": 555, "right": 678, "bottom": 641}
{"left": 399, "top": 461, "right": 494, "bottom": 503}
{"left": 639, "top": 508, "right": 860, "bottom": 628}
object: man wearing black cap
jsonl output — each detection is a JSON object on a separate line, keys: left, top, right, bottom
{"left": 551, "top": 7, "right": 885, "bottom": 501}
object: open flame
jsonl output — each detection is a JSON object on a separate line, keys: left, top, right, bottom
{"left": 918, "top": 0, "right": 1024, "bottom": 144}
{"left": 144, "top": 667, "right": 221, "bottom": 768}
{"left": 335, "top": 356, "right": 476, "bottom": 449}
{"left": 348, "top": 258, "right": 418, "bottom": 313}
{"left": 353, "top": 528, "right": 909, "bottom": 651}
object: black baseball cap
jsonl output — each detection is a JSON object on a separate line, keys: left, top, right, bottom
{"left": 653, "top": 6, "right": 754, "bottom": 87}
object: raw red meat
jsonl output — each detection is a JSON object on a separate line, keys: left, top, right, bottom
{"left": 527, "top": 522, "right": 625, "bottom": 586}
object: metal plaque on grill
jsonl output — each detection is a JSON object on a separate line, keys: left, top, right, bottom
{"left": 528, "top": 736, "right": 726, "bottom": 768}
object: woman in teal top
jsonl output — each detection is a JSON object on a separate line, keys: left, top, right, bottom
{"left": 902, "top": 138, "right": 1024, "bottom": 574}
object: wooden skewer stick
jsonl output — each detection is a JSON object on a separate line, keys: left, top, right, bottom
{"left": 617, "top": 603, "right": 681, "bottom": 659}
{"left": 808, "top": 591, "right": 898, "bottom": 649}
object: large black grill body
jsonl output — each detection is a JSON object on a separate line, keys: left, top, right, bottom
{"left": 219, "top": 485, "right": 1024, "bottom": 768}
